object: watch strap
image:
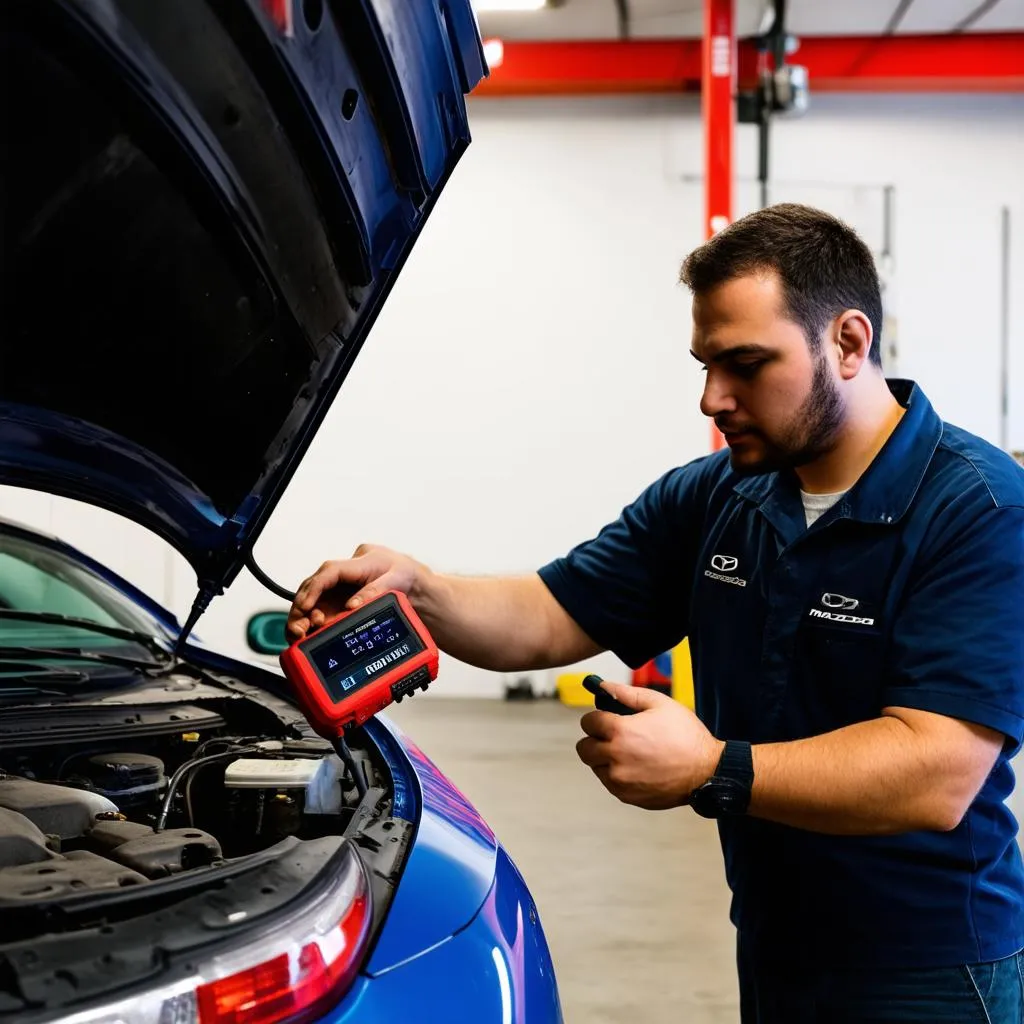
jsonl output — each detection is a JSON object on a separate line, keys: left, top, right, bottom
{"left": 716, "top": 740, "right": 753, "bottom": 787}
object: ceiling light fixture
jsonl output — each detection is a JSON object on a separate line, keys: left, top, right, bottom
{"left": 482, "top": 38, "right": 506, "bottom": 68}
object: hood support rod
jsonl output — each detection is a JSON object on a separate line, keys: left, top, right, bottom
{"left": 173, "top": 558, "right": 295, "bottom": 655}
{"left": 175, "top": 581, "right": 218, "bottom": 656}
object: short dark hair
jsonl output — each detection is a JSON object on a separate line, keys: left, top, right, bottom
{"left": 680, "top": 203, "right": 883, "bottom": 366}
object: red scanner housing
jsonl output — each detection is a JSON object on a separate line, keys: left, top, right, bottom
{"left": 280, "top": 590, "right": 439, "bottom": 736}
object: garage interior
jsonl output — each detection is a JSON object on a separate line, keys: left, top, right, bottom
{"left": 1, "top": 1, "right": 1023, "bottom": 1022}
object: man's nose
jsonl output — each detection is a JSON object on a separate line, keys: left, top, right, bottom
{"left": 699, "top": 370, "right": 738, "bottom": 420}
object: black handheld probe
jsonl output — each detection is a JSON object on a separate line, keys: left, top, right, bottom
{"left": 581, "top": 674, "right": 637, "bottom": 716}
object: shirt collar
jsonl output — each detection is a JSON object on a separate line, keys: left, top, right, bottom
{"left": 733, "top": 380, "right": 943, "bottom": 526}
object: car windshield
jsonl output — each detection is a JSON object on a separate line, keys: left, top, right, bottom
{"left": 0, "top": 530, "right": 166, "bottom": 676}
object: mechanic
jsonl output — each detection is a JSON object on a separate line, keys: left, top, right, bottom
{"left": 288, "top": 204, "right": 1024, "bottom": 1023}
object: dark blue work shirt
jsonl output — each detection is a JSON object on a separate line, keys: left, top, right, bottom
{"left": 539, "top": 381, "right": 1024, "bottom": 968}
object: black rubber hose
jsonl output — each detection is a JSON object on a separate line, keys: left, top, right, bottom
{"left": 333, "top": 735, "right": 368, "bottom": 800}
{"left": 155, "top": 747, "right": 260, "bottom": 831}
{"left": 245, "top": 553, "right": 296, "bottom": 602}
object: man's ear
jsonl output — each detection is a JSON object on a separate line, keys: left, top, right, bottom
{"left": 833, "top": 309, "right": 873, "bottom": 380}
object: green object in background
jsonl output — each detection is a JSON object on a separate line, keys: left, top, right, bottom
{"left": 246, "top": 611, "right": 289, "bottom": 655}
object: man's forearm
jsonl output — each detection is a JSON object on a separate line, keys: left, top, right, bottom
{"left": 410, "top": 571, "right": 600, "bottom": 672}
{"left": 748, "top": 713, "right": 985, "bottom": 836}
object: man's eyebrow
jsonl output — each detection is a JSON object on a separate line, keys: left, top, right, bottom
{"left": 689, "top": 344, "right": 774, "bottom": 365}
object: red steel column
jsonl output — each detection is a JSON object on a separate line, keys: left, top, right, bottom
{"left": 703, "top": 0, "right": 735, "bottom": 240}
{"left": 703, "top": 0, "right": 735, "bottom": 450}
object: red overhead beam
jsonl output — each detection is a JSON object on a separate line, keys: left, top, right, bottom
{"left": 474, "top": 33, "right": 1024, "bottom": 96}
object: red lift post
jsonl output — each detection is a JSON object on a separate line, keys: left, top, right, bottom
{"left": 703, "top": 0, "right": 735, "bottom": 451}
{"left": 703, "top": 0, "right": 735, "bottom": 242}
{"left": 635, "top": 0, "right": 735, "bottom": 694}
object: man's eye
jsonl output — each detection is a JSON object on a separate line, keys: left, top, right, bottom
{"left": 733, "top": 361, "right": 765, "bottom": 378}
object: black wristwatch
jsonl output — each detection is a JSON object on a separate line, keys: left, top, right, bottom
{"left": 689, "top": 740, "right": 754, "bottom": 819}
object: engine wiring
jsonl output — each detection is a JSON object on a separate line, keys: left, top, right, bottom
{"left": 182, "top": 737, "right": 260, "bottom": 826}
{"left": 155, "top": 746, "right": 264, "bottom": 832}
{"left": 161, "top": 735, "right": 368, "bottom": 829}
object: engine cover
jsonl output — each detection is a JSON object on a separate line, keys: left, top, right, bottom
{"left": 0, "top": 806, "right": 58, "bottom": 869}
{"left": 0, "top": 777, "right": 117, "bottom": 840}
{"left": 87, "top": 819, "right": 221, "bottom": 878}
{"left": 0, "top": 850, "right": 147, "bottom": 902}
{"left": 0, "top": 805, "right": 148, "bottom": 901}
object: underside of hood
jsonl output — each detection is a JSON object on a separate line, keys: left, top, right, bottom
{"left": 0, "top": 0, "right": 486, "bottom": 610}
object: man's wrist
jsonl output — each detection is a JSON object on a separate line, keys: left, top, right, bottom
{"left": 683, "top": 737, "right": 725, "bottom": 804}
{"left": 404, "top": 559, "right": 431, "bottom": 601}
{"left": 701, "top": 737, "right": 727, "bottom": 786}
{"left": 408, "top": 565, "right": 448, "bottom": 626}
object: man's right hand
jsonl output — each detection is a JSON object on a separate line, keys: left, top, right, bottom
{"left": 287, "top": 544, "right": 424, "bottom": 640}
{"left": 287, "top": 549, "right": 601, "bottom": 672}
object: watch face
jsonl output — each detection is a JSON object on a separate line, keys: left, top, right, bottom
{"left": 691, "top": 778, "right": 751, "bottom": 819}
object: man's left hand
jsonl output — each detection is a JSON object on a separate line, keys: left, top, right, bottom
{"left": 575, "top": 682, "right": 724, "bottom": 810}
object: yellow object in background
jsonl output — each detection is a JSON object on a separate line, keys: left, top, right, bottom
{"left": 671, "top": 639, "right": 695, "bottom": 710}
{"left": 555, "top": 643, "right": 695, "bottom": 711}
{"left": 554, "top": 671, "right": 597, "bottom": 708}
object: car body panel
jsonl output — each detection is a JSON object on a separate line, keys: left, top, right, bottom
{"left": 332, "top": 847, "right": 563, "bottom": 1023}
{"left": 366, "top": 717, "right": 498, "bottom": 974}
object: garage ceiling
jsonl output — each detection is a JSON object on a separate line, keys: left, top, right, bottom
{"left": 474, "top": 0, "right": 1024, "bottom": 40}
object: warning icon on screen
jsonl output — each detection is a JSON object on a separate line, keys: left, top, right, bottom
{"left": 328, "top": 658, "right": 338, "bottom": 670}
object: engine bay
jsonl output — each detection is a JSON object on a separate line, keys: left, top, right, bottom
{"left": 0, "top": 676, "right": 374, "bottom": 906}
{"left": 0, "top": 666, "right": 417, "bottom": 1019}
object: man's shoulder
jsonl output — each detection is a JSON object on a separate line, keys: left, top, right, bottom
{"left": 651, "top": 449, "right": 739, "bottom": 510}
{"left": 929, "top": 421, "right": 1024, "bottom": 512}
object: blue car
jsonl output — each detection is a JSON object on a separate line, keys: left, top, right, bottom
{"left": 0, "top": 1, "right": 563, "bottom": 1021}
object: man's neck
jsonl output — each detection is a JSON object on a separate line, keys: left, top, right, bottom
{"left": 796, "top": 383, "right": 906, "bottom": 495}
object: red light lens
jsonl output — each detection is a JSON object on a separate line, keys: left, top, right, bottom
{"left": 197, "top": 893, "right": 369, "bottom": 1024}
{"left": 261, "top": 0, "right": 293, "bottom": 36}
{"left": 198, "top": 953, "right": 291, "bottom": 1024}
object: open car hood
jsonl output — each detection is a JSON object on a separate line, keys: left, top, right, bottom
{"left": 0, "top": 0, "right": 486, "bottom": 619}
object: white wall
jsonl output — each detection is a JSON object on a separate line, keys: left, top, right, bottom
{"left": 755, "top": 94, "right": 1024, "bottom": 445}
{"left": 4, "top": 93, "right": 1023, "bottom": 708}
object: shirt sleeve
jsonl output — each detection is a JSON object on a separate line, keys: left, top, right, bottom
{"left": 537, "top": 456, "right": 719, "bottom": 669}
{"left": 884, "top": 504, "right": 1024, "bottom": 752}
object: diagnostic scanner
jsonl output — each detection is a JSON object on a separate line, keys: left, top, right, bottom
{"left": 280, "top": 591, "right": 439, "bottom": 737}
{"left": 582, "top": 674, "right": 637, "bottom": 716}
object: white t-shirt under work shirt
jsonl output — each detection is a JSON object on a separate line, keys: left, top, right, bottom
{"left": 801, "top": 490, "right": 847, "bottom": 527}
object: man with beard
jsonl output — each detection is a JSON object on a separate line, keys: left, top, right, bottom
{"left": 288, "top": 204, "right": 1024, "bottom": 1022}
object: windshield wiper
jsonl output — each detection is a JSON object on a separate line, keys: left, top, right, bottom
{"left": 0, "top": 645, "right": 165, "bottom": 673}
{"left": 1, "top": 662, "right": 91, "bottom": 683}
{"left": 0, "top": 687, "right": 76, "bottom": 699}
{"left": 0, "top": 611, "right": 172, "bottom": 663}
{"left": 0, "top": 664, "right": 91, "bottom": 697}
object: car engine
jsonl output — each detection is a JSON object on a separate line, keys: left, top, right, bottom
{"left": 0, "top": 727, "right": 363, "bottom": 903}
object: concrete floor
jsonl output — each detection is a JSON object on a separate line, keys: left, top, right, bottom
{"left": 389, "top": 697, "right": 739, "bottom": 1024}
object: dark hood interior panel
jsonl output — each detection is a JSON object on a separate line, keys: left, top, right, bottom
{"left": 0, "top": 0, "right": 486, "bottom": 595}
